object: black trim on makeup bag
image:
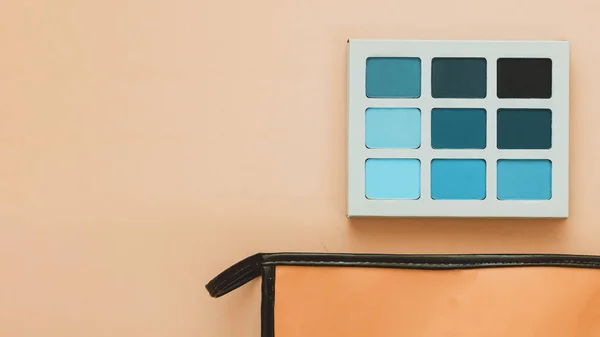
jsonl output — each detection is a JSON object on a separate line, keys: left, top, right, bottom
{"left": 206, "top": 253, "right": 264, "bottom": 298}
{"left": 206, "top": 252, "right": 600, "bottom": 298}
{"left": 261, "top": 265, "right": 275, "bottom": 337}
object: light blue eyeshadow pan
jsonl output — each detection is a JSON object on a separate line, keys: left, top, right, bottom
{"left": 365, "top": 108, "right": 421, "bottom": 149}
{"left": 431, "top": 159, "right": 486, "bottom": 200}
{"left": 365, "top": 159, "right": 420, "bottom": 199}
{"left": 497, "top": 160, "right": 552, "bottom": 200}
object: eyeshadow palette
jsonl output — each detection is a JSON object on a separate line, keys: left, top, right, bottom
{"left": 347, "top": 40, "right": 569, "bottom": 218}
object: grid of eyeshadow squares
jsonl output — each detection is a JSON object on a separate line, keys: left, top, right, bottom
{"left": 364, "top": 57, "right": 553, "bottom": 201}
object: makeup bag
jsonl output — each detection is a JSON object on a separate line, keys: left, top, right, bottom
{"left": 206, "top": 252, "right": 600, "bottom": 337}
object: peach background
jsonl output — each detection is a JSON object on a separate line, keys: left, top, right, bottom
{"left": 0, "top": 0, "right": 599, "bottom": 336}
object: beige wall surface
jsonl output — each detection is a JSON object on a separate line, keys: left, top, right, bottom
{"left": 1, "top": 0, "right": 599, "bottom": 336}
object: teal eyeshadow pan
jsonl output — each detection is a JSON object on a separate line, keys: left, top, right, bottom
{"left": 432, "top": 58, "right": 487, "bottom": 98}
{"left": 431, "top": 108, "right": 486, "bottom": 149}
{"left": 497, "top": 109, "right": 552, "bottom": 149}
{"left": 348, "top": 40, "right": 568, "bottom": 218}
{"left": 366, "top": 57, "right": 421, "bottom": 98}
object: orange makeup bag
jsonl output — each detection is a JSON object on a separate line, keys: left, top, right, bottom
{"left": 206, "top": 253, "right": 600, "bottom": 337}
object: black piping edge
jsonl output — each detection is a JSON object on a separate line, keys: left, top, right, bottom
{"left": 261, "top": 253, "right": 600, "bottom": 269}
{"left": 205, "top": 253, "right": 263, "bottom": 298}
{"left": 261, "top": 265, "right": 275, "bottom": 337}
{"left": 205, "top": 252, "right": 600, "bottom": 298}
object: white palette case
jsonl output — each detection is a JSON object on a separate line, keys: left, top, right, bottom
{"left": 347, "top": 40, "right": 569, "bottom": 218}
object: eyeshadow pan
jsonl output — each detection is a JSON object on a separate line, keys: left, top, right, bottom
{"left": 365, "top": 159, "right": 420, "bottom": 199}
{"left": 431, "top": 108, "right": 486, "bottom": 149}
{"left": 497, "top": 160, "right": 552, "bottom": 200}
{"left": 431, "top": 159, "right": 486, "bottom": 200}
{"left": 366, "top": 57, "right": 421, "bottom": 98}
{"left": 497, "top": 109, "right": 551, "bottom": 149}
{"left": 497, "top": 58, "right": 552, "bottom": 98}
{"left": 431, "top": 58, "right": 486, "bottom": 98}
{"left": 365, "top": 108, "right": 421, "bottom": 149}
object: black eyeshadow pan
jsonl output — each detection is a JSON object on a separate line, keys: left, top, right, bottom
{"left": 497, "top": 58, "right": 552, "bottom": 98}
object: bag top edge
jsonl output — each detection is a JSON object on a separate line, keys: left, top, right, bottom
{"left": 206, "top": 253, "right": 600, "bottom": 298}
